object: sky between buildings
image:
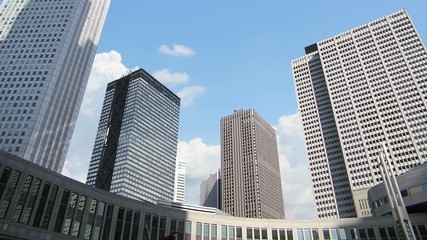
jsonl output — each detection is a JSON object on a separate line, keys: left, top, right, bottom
{"left": 56, "top": 1, "right": 427, "bottom": 219}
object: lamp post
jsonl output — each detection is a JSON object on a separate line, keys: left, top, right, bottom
{"left": 378, "top": 144, "right": 416, "bottom": 240}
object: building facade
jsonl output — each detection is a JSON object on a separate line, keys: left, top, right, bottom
{"left": 292, "top": 10, "right": 427, "bottom": 219}
{"left": 1, "top": 151, "right": 427, "bottom": 240}
{"left": 368, "top": 162, "right": 427, "bottom": 217}
{"left": 174, "top": 158, "right": 186, "bottom": 203}
{"left": 200, "top": 170, "right": 221, "bottom": 209}
{"left": 0, "top": 0, "right": 110, "bottom": 172}
{"left": 85, "top": 69, "right": 180, "bottom": 204}
{"left": 221, "top": 109, "right": 285, "bottom": 219}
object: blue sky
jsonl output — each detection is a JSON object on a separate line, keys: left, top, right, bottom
{"left": 63, "top": 1, "right": 427, "bottom": 219}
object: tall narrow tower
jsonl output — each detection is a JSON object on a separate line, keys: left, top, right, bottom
{"left": 174, "top": 157, "right": 186, "bottom": 203}
{"left": 86, "top": 69, "right": 180, "bottom": 204}
{"left": 292, "top": 10, "right": 427, "bottom": 218}
{"left": 221, "top": 109, "right": 285, "bottom": 219}
{"left": 0, "top": 0, "right": 111, "bottom": 172}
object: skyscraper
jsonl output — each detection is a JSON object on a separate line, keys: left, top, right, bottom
{"left": 200, "top": 170, "right": 221, "bottom": 209}
{"left": 292, "top": 10, "right": 427, "bottom": 219}
{"left": 173, "top": 157, "right": 186, "bottom": 203}
{"left": 221, "top": 109, "right": 285, "bottom": 219}
{"left": 86, "top": 69, "right": 180, "bottom": 204}
{"left": 0, "top": 0, "right": 110, "bottom": 172}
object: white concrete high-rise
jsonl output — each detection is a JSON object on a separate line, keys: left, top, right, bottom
{"left": 0, "top": 0, "right": 110, "bottom": 172}
{"left": 173, "top": 157, "right": 186, "bottom": 203}
{"left": 292, "top": 10, "right": 427, "bottom": 219}
{"left": 86, "top": 69, "right": 181, "bottom": 204}
{"left": 221, "top": 109, "right": 285, "bottom": 219}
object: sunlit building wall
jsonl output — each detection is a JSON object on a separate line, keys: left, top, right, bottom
{"left": 221, "top": 109, "right": 285, "bottom": 219}
{"left": 0, "top": 0, "right": 110, "bottom": 172}
{"left": 292, "top": 9, "right": 427, "bottom": 219}
{"left": 174, "top": 158, "right": 186, "bottom": 203}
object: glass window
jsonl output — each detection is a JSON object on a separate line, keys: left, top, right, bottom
{"left": 204, "top": 223, "right": 210, "bottom": 240}
{"left": 254, "top": 228, "right": 260, "bottom": 239}
{"left": 151, "top": 215, "right": 159, "bottom": 240}
{"left": 338, "top": 228, "right": 347, "bottom": 240}
{"left": 366, "top": 227, "right": 375, "bottom": 240}
{"left": 287, "top": 229, "right": 294, "bottom": 240}
{"left": 178, "top": 219, "right": 184, "bottom": 240}
{"left": 400, "top": 189, "right": 408, "bottom": 197}
{"left": 304, "top": 229, "right": 312, "bottom": 240}
{"left": 62, "top": 192, "right": 78, "bottom": 235}
{"left": 0, "top": 168, "right": 12, "bottom": 199}
{"left": 102, "top": 204, "right": 114, "bottom": 240}
{"left": 143, "top": 214, "right": 151, "bottom": 240}
{"left": 71, "top": 195, "right": 86, "bottom": 237}
{"left": 22, "top": 178, "right": 41, "bottom": 226}
{"left": 330, "top": 229, "right": 338, "bottom": 240}
{"left": 378, "top": 226, "right": 387, "bottom": 240}
{"left": 358, "top": 228, "right": 367, "bottom": 240}
{"left": 0, "top": 170, "right": 20, "bottom": 219}
{"left": 230, "top": 226, "right": 236, "bottom": 240}
{"left": 211, "top": 224, "right": 217, "bottom": 240}
{"left": 131, "top": 211, "right": 140, "bottom": 240}
{"left": 114, "top": 207, "right": 125, "bottom": 239}
{"left": 350, "top": 228, "right": 358, "bottom": 239}
{"left": 387, "top": 226, "right": 397, "bottom": 240}
{"left": 122, "top": 209, "right": 132, "bottom": 240}
{"left": 261, "top": 228, "right": 267, "bottom": 240}
{"left": 53, "top": 189, "right": 70, "bottom": 233}
{"left": 323, "top": 229, "right": 331, "bottom": 240}
{"left": 184, "top": 221, "right": 192, "bottom": 240}
{"left": 417, "top": 224, "right": 427, "bottom": 239}
{"left": 12, "top": 175, "right": 32, "bottom": 222}
{"left": 170, "top": 218, "right": 177, "bottom": 233}
{"left": 279, "top": 228, "right": 286, "bottom": 240}
{"left": 272, "top": 228, "right": 278, "bottom": 240}
{"left": 41, "top": 184, "right": 58, "bottom": 229}
{"left": 196, "top": 222, "right": 202, "bottom": 237}
{"left": 297, "top": 229, "right": 303, "bottom": 240}
{"left": 312, "top": 229, "right": 319, "bottom": 240}
{"left": 221, "top": 225, "right": 227, "bottom": 240}
{"left": 159, "top": 217, "right": 166, "bottom": 239}
{"left": 247, "top": 227, "right": 253, "bottom": 239}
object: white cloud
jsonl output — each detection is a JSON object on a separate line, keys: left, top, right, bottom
{"left": 177, "top": 138, "right": 220, "bottom": 205}
{"left": 152, "top": 69, "right": 190, "bottom": 86}
{"left": 159, "top": 44, "right": 196, "bottom": 57}
{"left": 275, "top": 112, "right": 316, "bottom": 219}
{"left": 178, "top": 138, "right": 220, "bottom": 179}
{"left": 63, "top": 50, "right": 133, "bottom": 182}
{"left": 80, "top": 50, "right": 130, "bottom": 117}
{"left": 177, "top": 86, "right": 206, "bottom": 106}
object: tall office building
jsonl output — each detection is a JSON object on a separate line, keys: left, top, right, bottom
{"left": 221, "top": 109, "right": 285, "bottom": 219}
{"left": 173, "top": 157, "right": 186, "bottom": 203}
{"left": 86, "top": 69, "right": 181, "bottom": 204}
{"left": 0, "top": 0, "right": 110, "bottom": 172}
{"left": 200, "top": 170, "right": 221, "bottom": 209}
{"left": 292, "top": 10, "right": 427, "bottom": 219}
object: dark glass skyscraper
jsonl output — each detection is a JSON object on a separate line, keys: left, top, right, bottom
{"left": 86, "top": 69, "right": 180, "bottom": 203}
